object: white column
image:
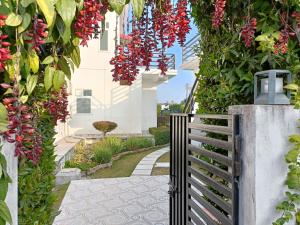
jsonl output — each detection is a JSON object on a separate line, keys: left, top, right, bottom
{"left": 1, "top": 139, "right": 18, "bottom": 225}
{"left": 229, "top": 105, "right": 299, "bottom": 225}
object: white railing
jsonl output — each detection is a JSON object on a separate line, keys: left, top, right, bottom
{"left": 182, "top": 34, "right": 200, "bottom": 64}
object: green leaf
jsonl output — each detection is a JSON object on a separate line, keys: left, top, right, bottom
{"left": 42, "top": 56, "right": 54, "bottom": 65}
{"left": 20, "top": 95, "right": 28, "bottom": 104}
{"left": 287, "top": 167, "right": 300, "bottom": 190}
{"left": 0, "top": 180, "right": 8, "bottom": 201}
{"left": 260, "top": 55, "right": 268, "bottom": 65}
{"left": 286, "top": 149, "right": 300, "bottom": 163}
{"left": 70, "top": 46, "right": 81, "bottom": 68}
{"left": 0, "top": 201, "right": 12, "bottom": 225}
{"left": 44, "top": 66, "right": 55, "bottom": 91}
{"left": 0, "top": 164, "right": 2, "bottom": 180}
{"left": 285, "top": 84, "right": 299, "bottom": 91}
{"left": 21, "top": 0, "right": 36, "bottom": 7}
{"left": 58, "top": 57, "right": 71, "bottom": 80}
{"left": 28, "top": 50, "right": 39, "bottom": 74}
{"left": 0, "top": 103, "right": 8, "bottom": 132}
{"left": 109, "top": 0, "right": 126, "bottom": 15}
{"left": 53, "top": 70, "right": 65, "bottom": 90}
{"left": 55, "top": 0, "right": 76, "bottom": 44}
{"left": 5, "top": 13, "right": 22, "bottom": 27}
{"left": 36, "top": 0, "right": 56, "bottom": 27}
{"left": 131, "top": 0, "right": 145, "bottom": 19}
{"left": 26, "top": 75, "right": 38, "bottom": 96}
{"left": 18, "top": 13, "right": 31, "bottom": 33}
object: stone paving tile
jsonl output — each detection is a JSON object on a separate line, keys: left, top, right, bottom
{"left": 53, "top": 176, "right": 169, "bottom": 225}
{"left": 132, "top": 147, "right": 169, "bottom": 176}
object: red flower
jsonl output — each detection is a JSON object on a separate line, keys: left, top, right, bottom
{"left": 240, "top": 18, "right": 257, "bottom": 48}
{"left": 212, "top": 0, "right": 226, "bottom": 29}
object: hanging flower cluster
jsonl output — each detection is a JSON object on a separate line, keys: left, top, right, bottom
{"left": 110, "top": 23, "right": 143, "bottom": 84}
{"left": 292, "top": 11, "right": 300, "bottom": 28}
{"left": 212, "top": 0, "right": 226, "bottom": 29}
{"left": 240, "top": 18, "right": 257, "bottom": 48}
{"left": 0, "top": 15, "right": 11, "bottom": 72}
{"left": 25, "top": 17, "right": 48, "bottom": 52}
{"left": 44, "top": 86, "right": 69, "bottom": 125}
{"left": 111, "top": 0, "right": 191, "bottom": 83}
{"left": 175, "top": 0, "right": 191, "bottom": 46}
{"left": 274, "top": 29, "right": 290, "bottom": 54}
{"left": 1, "top": 83, "right": 42, "bottom": 163}
{"left": 74, "top": 0, "right": 105, "bottom": 46}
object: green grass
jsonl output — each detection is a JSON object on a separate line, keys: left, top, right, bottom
{"left": 151, "top": 152, "right": 170, "bottom": 176}
{"left": 52, "top": 182, "right": 70, "bottom": 214}
{"left": 90, "top": 146, "right": 162, "bottom": 179}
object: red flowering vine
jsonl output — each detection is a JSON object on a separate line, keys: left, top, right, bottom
{"left": 0, "top": 15, "right": 11, "bottom": 72}
{"left": 175, "top": 0, "right": 191, "bottom": 46}
{"left": 44, "top": 86, "right": 69, "bottom": 125}
{"left": 274, "top": 29, "right": 290, "bottom": 54}
{"left": 240, "top": 18, "right": 257, "bottom": 48}
{"left": 74, "top": 0, "right": 104, "bottom": 46}
{"left": 1, "top": 83, "right": 42, "bottom": 163}
{"left": 212, "top": 0, "right": 226, "bottom": 29}
{"left": 25, "top": 17, "right": 47, "bottom": 52}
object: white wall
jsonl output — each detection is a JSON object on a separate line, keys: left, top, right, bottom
{"left": 230, "top": 105, "right": 299, "bottom": 225}
{"left": 1, "top": 139, "right": 18, "bottom": 225}
{"left": 65, "top": 12, "right": 164, "bottom": 136}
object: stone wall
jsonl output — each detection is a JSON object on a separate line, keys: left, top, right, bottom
{"left": 229, "top": 105, "right": 300, "bottom": 225}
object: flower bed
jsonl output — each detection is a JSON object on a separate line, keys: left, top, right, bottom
{"left": 64, "top": 136, "right": 166, "bottom": 176}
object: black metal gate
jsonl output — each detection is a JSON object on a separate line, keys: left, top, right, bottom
{"left": 169, "top": 114, "right": 241, "bottom": 225}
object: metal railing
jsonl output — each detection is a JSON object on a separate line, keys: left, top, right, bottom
{"left": 149, "top": 53, "right": 176, "bottom": 70}
{"left": 182, "top": 34, "right": 200, "bottom": 64}
{"left": 183, "top": 78, "right": 199, "bottom": 113}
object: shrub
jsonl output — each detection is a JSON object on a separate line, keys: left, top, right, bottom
{"left": 93, "top": 121, "right": 118, "bottom": 137}
{"left": 149, "top": 127, "right": 170, "bottom": 145}
{"left": 124, "top": 137, "right": 154, "bottom": 151}
{"left": 91, "top": 143, "right": 112, "bottom": 164}
{"left": 103, "top": 136, "right": 124, "bottom": 154}
{"left": 64, "top": 160, "right": 96, "bottom": 171}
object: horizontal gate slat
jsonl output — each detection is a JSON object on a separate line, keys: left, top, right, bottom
{"left": 188, "top": 166, "right": 232, "bottom": 198}
{"left": 188, "top": 199, "right": 219, "bottom": 225}
{"left": 189, "top": 134, "right": 232, "bottom": 151}
{"left": 194, "top": 114, "right": 232, "bottom": 120}
{"left": 189, "top": 144, "right": 232, "bottom": 167}
{"left": 188, "top": 177, "right": 233, "bottom": 214}
{"left": 188, "top": 155, "right": 232, "bottom": 182}
{"left": 188, "top": 209, "right": 206, "bottom": 225}
{"left": 189, "top": 188, "right": 232, "bottom": 225}
{"left": 188, "top": 123, "right": 232, "bottom": 136}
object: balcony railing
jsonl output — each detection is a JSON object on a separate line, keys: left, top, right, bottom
{"left": 182, "top": 34, "right": 200, "bottom": 64}
{"left": 149, "top": 53, "right": 176, "bottom": 70}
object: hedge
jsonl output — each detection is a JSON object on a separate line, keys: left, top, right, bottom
{"left": 149, "top": 127, "right": 170, "bottom": 145}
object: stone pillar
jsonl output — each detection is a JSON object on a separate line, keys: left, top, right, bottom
{"left": 1, "top": 138, "right": 18, "bottom": 225}
{"left": 229, "top": 105, "right": 300, "bottom": 225}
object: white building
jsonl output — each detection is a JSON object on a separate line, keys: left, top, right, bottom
{"left": 56, "top": 12, "right": 177, "bottom": 140}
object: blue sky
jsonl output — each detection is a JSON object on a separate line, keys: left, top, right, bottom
{"left": 157, "top": 23, "right": 198, "bottom": 103}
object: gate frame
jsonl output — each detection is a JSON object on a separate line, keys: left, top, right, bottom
{"left": 169, "top": 113, "right": 241, "bottom": 225}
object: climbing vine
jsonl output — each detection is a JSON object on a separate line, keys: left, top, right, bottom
{"left": 190, "top": 0, "right": 300, "bottom": 223}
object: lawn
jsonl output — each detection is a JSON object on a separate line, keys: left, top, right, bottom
{"left": 151, "top": 151, "right": 170, "bottom": 176}
{"left": 90, "top": 146, "right": 162, "bottom": 179}
{"left": 52, "top": 182, "right": 70, "bottom": 216}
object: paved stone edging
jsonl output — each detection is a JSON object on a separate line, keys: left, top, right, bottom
{"left": 131, "top": 147, "right": 169, "bottom": 176}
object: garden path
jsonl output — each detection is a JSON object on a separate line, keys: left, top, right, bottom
{"left": 53, "top": 176, "right": 169, "bottom": 225}
{"left": 131, "top": 147, "right": 169, "bottom": 176}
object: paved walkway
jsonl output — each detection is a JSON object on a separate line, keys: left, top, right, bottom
{"left": 53, "top": 176, "right": 169, "bottom": 225}
{"left": 131, "top": 147, "right": 169, "bottom": 176}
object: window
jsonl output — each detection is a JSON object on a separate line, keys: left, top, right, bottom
{"left": 100, "top": 30, "right": 109, "bottom": 51}
{"left": 83, "top": 89, "right": 92, "bottom": 96}
{"left": 77, "top": 98, "right": 91, "bottom": 113}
